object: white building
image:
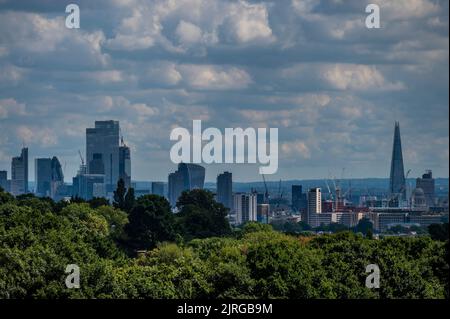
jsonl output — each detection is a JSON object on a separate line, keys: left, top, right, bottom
{"left": 232, "top": 193, "right": 257, "bottom": 225}
{"left": 307, "top": 188, "right": 321, "bottom": 224}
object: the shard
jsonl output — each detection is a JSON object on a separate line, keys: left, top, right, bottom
{"left": 389, "top": 122, "right": 406, "bottom": 199}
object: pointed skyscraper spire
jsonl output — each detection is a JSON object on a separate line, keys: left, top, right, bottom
{"left": 389, "top": 122, "right": 406, "bottom": 200}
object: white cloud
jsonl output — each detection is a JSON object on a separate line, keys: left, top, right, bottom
{"left": 145, "top": 62, "right": 182, "bottom": 86}
{"left": 223, "top": 1, "right": 274, "bottom": 44}
{"left": 176, "top": 20, "right": 203, "bottom": 45}
{"left": 179, "top": 64, "right": 252, "bottom": 90}
{"left": 281, "top": 140, "right": 311, "bottom": 159}
{"left": 16, "top": 126, "right": 57, "bottom": 147}
{"left": 0, "top": 98, "right": 26, "bottom": 119}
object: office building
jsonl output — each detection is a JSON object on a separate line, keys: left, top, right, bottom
{"left": 233, "top": 193, "right": 257, "bottom": 225}
{"left": 306, "top": 187, "right": 322, "bottom": 225}
{"left": 86, "top": 120, "right": 120, "bottom": 193}
{"left": 217, "top": 171, "right": 232, "bottom": 209}
{"left": 416, "top": 170, "right": 435, "bottom": 207}
{"left": 89, "top": 153, "right": 105, "bottom": 175}
{"left": 119, "top": 144, "right": 131, "bottom": 189}
{"left": 35, "top": 158, "right": 52, "bottom": 197}
{"left": 168, "top": 163, "right": 205, "bottom": 207}
{"left": 72, "top": 164, "right": 105, "bottom": 200}
{"left": 292, "top": 184, "right": 308, "bottom": 213}
{"left": 151, "top": 182, "right": 165, "bottom": 197}
{"left": 35, "top": 157, "right": 64, "bottom": 198}
{"left": 257, "top": 203, "right": 270, "bottom": 224}
{"left": 11, "top": 147, "right": 28, "bottom": 196}
{"left": 0, "top": 170, "right": 7, "bottom": 191}
{"left": 389, "top": 122, "right": 406, "bottom": 203}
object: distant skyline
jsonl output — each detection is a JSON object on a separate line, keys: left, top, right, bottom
{"left": 0, "top": 0, "right": 448, "bottom": 182}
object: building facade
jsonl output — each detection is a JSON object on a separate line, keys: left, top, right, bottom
{"left": 168, "top": 163, "right": 205, "bottom": 207}
{"left": 0, "top": 170, "right": 8, "bottom": 191}
{"left": 416, "top": 170, "right": 435, "bottom": 207}
{"left": 151, "top": 182, "right": 165, "bottom": 197}
{"left": 217, "top": 171, "right": 233, "bottom": 209}
{"left": 11, "top": 147, "right": 28, "bottom": 196}
{"left": 389, "top": 122, "right": 406, "bottom": 204}
{"left": 86, "top": 121, "right": 120, "bottom": 194}
{"left": 307, "top": 187, "right": 322, "bottom": 224}
{"left": 232, "top": 193, "right": 257, "bottom": 225}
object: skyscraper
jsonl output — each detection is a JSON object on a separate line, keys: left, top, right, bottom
{"left": 151, "top": 182, "right": 165, "bottom": 197}
{"left": 292, "top": 185, "right": 307, "bottom": 212}
{"left": 0, "top": 170, "right": 7, "bottom": 191}
{"left": 119, "top": 144, "right": 131, "bottom": 189}
{"left": 11, "top": 147, "right": 28, "bottom": 196}
{"left": 217, "top": 171, "right": 232, "bottom": 209}
{"left": 168, "top": 163, "right": 205, "bottom": 207}
{"left": 307, "top": 187, "right": 322, "bottom": 225}
{"left": 72, "top": 163, "right": 105, "bottom": 201}
{"left": 35, "top": 158, "right": 52, "bottom": 197}
{"left": 35, "top": 157, "right": 65, "bottom": 198}
{"left": 86, "top": 121, "right": 120, "bottom": 193}
{"left": 389, "top": 122, "right": 406, "bottom": 201}
{"left": 233, "top": 193, "right": 257, "bottom": 225}
{"left": 168, "top": 170, "right": 184, "bottom": 207}
{"left": 416, "top": 170, "right": 435, "bottom": 207}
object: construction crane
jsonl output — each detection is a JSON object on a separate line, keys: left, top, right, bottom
{"left": 78, "top": 150, "right": 84, "bottom": 166}
{"left": 262, "top": 174, "right": 270, "bottom": 204}
{"left": 276, "top": 179, "right": 284, "bottom": 209}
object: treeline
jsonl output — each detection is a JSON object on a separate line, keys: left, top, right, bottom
{"left": 0, "top": 185, "right": 448, "bottom": 299}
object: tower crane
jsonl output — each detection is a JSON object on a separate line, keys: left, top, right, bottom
{"left": 78, "top": 150, "right": 84, "bottom": 166}
{"left": 262, "top": 174, "right": 270, "bottom": 204}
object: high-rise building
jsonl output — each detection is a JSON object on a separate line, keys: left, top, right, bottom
{"left": 86, "top": 120, "right": 120, "bottom": 193}
{"left": 292, "top": 185, "right": 308, "bottom": 214}
{"left": 35, "top": 157, "right": 64, "bottom": 198}
{"left": 89, "top": 153, "right": 105, "bottom": 175}
{"left": 72, "top": 164, "right": 105, "bottom": 200}
{"left": 0, "top": 170, "right": 8, "bottom": 191}
{"left": 217, "top": 171, "right": 232, "bottom": 209}
{"left": 389, "top": 122, "right": 406, "bottom": 202}
{"left": 119, "top": 144, "right": 131, "bottom": 189}
{"left": 168, "top": 171, "right": 184, "bottom": 207}
{"left": 416, "top": 170, "right": 435, "bottom": 207}
{"left": 151, "top": 182, "right": 165, "bottom": 197}
{"left": 307, "top": 187, "right": 322, "bottom": 225}
{"left": 168, "top": 163, "right": 205, "bottom": 207}
{"left": 35, "top": 158, "right": 52, "bottom": 197}
{"left": 233, "top": 193, "right": 257, "bottom": 225}
{"left": 257, "top": 203, "right": 270, "bottom": 224}
{"left": 11, "top": 147, "right": 28, "bottom": 196}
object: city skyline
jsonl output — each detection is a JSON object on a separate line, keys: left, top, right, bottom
{"left": 1, "top": 120, "right": 448, "bottom": 185}
{"left": 0, "top": 0, "right": 448, "bottom": 182}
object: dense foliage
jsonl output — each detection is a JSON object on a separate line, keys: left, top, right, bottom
{"left": 0, "top": 187, "right": 448, "bottom": 299}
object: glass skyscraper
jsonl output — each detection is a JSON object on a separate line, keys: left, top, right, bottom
{"left": 217, "top": 171, "right": 232, "bottom": 209}
{"left": 11, "top": 147, "right": 28, "bottom": 196}
{"left": 86, "top": 120, "right": 121, "bottom": 193}
{"left": 389, "top": 122, "right": 406, "bottom": 201}
{"left": 168, "top": 163, "right": 205, "bottom": 207}
{"left": 35, "top": 157, "right": 64, "bottom": 199}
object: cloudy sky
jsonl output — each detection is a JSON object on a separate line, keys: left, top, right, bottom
{"left": 0, "top": 0, "right": 448, "bottom": 183}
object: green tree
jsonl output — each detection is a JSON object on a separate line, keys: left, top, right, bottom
{"left": 428, "top": 223, "right": 449, "bottom": 241}
{"left": 354, "top": 217, "right": 374, "bottom": 236}
{"left": 175, "top": 189, "right": 232, "bottom": 240}
{"left": 113, "top": 178, "right": 127, "bottom": 210}
{"left": 0, "top": 187, "right": 14, "bottom": 205}
{"left": 125, "top": 195, "right": 176, "bottom": 250}
{"left": 89, "top": 197, "right": 110, "bottom": 209}
{"left": 124, "top": 187, "right": 136, "bottom": 213}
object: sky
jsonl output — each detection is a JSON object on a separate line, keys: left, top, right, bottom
{"left": 0, "top": 0, "right": 448, "bottom": 183}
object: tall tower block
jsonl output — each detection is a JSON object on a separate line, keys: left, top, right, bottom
{"left": 389, "top": 122, "right": 406, "bottom": 199}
